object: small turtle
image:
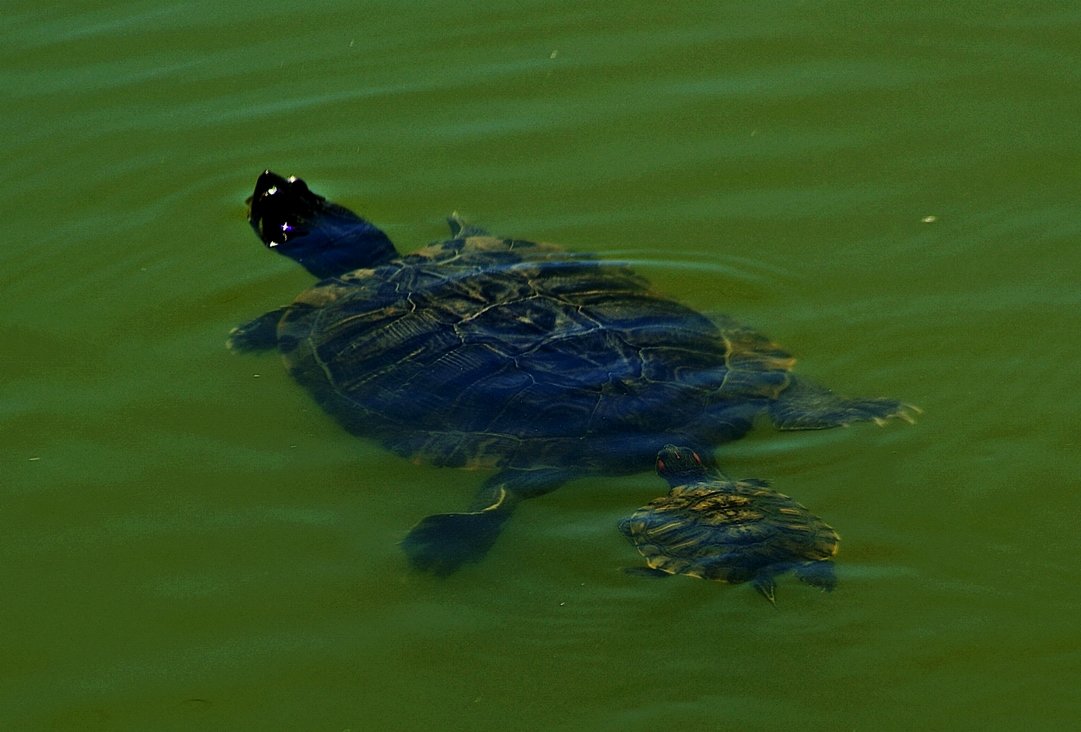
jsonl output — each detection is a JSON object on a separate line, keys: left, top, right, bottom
{"left": 620, "top": 445, "right": 840, "bottom": 603}
{"left": 230, "top": 171, "right": 913, "bottom": 576}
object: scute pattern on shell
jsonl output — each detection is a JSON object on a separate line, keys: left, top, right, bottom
{"left": 621, "top": 479, "right": 839, "bottom": 584}
{"left": 275, "top": 236, "right": 798, "bottom": 472}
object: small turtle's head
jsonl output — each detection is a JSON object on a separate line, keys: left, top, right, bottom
{"left": 247, "top": 171, "right": 398, "bottom": 278}
{"left": 655, "top": 444, "right": 711, "bottom": 487}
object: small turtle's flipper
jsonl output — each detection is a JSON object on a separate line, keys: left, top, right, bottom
{"left": 769, "top": 377, "right": 920, "bottom": 430}
{"left": 401, "top": 468, "right": 570, "bottom": 575}
{"left": 447, "top": 212, "right": 489, "bottom": 238}
{"left": 227, "top": 308, "right": 287, "bottom": 352}
{"left": 794, "top": 560, "right": 837, "bottom": 592}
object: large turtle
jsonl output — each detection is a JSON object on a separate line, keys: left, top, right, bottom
{"left": 620, "top": 445, "right": 840, "bottom": 603}
{"left": 230, "top": 171, "right": 913, "bottom": 576}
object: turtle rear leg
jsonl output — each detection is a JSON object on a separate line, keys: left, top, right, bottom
{"left": 228, "top": 308, "right": 287, "bottom": 352}
{"left": 769, "top": 377, "right": 919, "bottom": 430}
{"left": 402, "top": 506, "right": 514, "bottom": 577}
{"left": 401, "top": 468, "right": 571, "bottom": 576}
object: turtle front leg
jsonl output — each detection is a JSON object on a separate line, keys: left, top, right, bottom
{"left": 227, "top": 308, "right": 287, "bottom": 352}
{"left": 401, "top": 468, "right": 572, "bottom": 576}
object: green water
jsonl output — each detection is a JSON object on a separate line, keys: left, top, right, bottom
{"left": 4, "top": 2, "right": 1080, "bottom": 729}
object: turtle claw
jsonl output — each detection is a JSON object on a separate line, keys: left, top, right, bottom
{"left": 895, "top": 403, "right": 923, "bottom": 425}
{"left": 871, "top": 402, "right": 922, "bottom": 427}
{"left": 624, "top": 566, "right": 672, "bottom": 579}
{"left": 401, "top": 510, "right": 510, "bottom": 576}
{"left": 752, "top": 575, "right": 778, "bottom": 605}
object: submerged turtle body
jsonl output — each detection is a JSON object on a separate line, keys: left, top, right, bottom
{"left": 230, "top": 171, "right": 912, "bottom": 578}
{"left": 620, "top": 445, "right": 839, "bottom": 603}
{"left": 269, "top": 235, "right": 800, "bottom": 474}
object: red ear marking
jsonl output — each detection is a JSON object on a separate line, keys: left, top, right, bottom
{"left": 692, "top": 451, "right": 702, "bottom": 465}
{"left": 656, "top": 458, "right": 666, "bottom": 472}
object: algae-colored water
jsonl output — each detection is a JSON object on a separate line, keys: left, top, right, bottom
{"left": 3, "top": 2, "right": 1079, "bottom": 729}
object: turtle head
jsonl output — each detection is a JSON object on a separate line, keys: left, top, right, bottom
{"left": 247, "top": 171, "right": 398, "bottom": 278}
{"left": 655, "top": 444, "right": 711, "bottom": 486}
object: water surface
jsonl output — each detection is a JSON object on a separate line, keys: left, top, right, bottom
{"left": 3, "top": 2, "right": 1080, "bottom": 729}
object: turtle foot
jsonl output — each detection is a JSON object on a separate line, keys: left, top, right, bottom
{"left": 227, "top": 308, "right": 286, "bottom": 353}
{"left": 401, "top": 510, "right": 510, "bottom": 576}
{"left": 795, "top": 560, "right": 837, "bottom": 592}
{"left": 770, "top": 377, "right": 920, "bottom": 430}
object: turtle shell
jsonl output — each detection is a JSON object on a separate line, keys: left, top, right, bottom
{"left": 274, "top": 235, "right": 796, "bottom": 474}
{"left": 620, "top": 445, "right": 839, "bottom": 600}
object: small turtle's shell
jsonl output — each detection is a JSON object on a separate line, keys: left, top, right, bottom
{"left": 620, "top": 478, "right": 839, "bottom": 585}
